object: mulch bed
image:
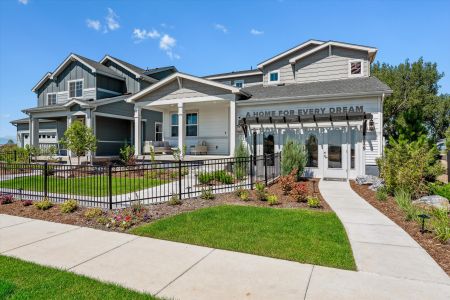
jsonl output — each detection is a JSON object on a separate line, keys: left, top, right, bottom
{"left": 350, "top": 181, "right": 450, "bottom": 276}
{"left": 0, "top": 179, "right": 329, "bottom": 233}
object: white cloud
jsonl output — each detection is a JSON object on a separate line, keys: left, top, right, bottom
{"left": 18, "top": 0, "right": 28, "bottom": 4}
{"left": 159, "top": 34, "right": 176, "bottom": 50}
{"left": 132, "top": 28, "right": 160, "bottom": 42}
{"left": 214, "top": 24, "right": 228, "bottom": 34}
{"left": 250, "top": 29, "right": 264, "bottom": 35}
{"left": 105, "top": 8, "right": 120, "bottom": 31}
{"left": 86, "top": 19, "right": 101, "bottom": 31}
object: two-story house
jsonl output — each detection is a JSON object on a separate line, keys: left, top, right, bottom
{"left": 11, "top": 53, "right": 175, "bottom": 156}
{"left": 126, "top": 39, "right": 392, "bottom": 179}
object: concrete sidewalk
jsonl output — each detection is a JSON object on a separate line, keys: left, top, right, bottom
{"left": 1, "top": 210, "right": 449, "bottom": 299}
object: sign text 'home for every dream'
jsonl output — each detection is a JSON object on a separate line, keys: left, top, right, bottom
{"left": 244, "top": 106, "right": 364, "bottom": 118}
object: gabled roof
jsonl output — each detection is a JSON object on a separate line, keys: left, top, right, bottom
{"left": 127, "top": 72, "right": 250, "bottom": 103}
{"left": 240, "top": 77, "right": 392, "bottom": 102}
{"left": 99, "top": 55, "right": 158, "bottom": 83}
{"left": 203, "top": 69, "right": 262, "bottom": 80}
{"left": 50, "top": 53, "right": 125, "bottom": 81}
{"left": 31, "top": 72, "right": 52, "bottom": 92}
{"left": 257, "top": 39, "right": 325, "bottom": 69}
{"left": 143, "top": 66, "right": 177, "bottom": 75}
{"left": 288, "top": 41, "right": 378, "bottom": 65}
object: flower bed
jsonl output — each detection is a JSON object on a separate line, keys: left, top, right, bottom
{"left": 350, "top": 181, "right": 450, "bottom": 276}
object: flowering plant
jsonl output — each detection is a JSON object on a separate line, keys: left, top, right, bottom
{"left": 290, "top": 182, "right": 308, "bottom": 202}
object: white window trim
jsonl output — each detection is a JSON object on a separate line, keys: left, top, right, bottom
{"left": 268, "top": 70, "right": 280, "bottom": 84}
{"left": 67, "top": 79, "right": 84, "bottom": 98}
{"left": 234, "top": 80, "right": 245, "bottom": 88}
{"left": 47, "top": 93, "right": 57, "bottom": 106}
{"left": 155, "top": 122, "right": 163, "bottom": 141}
{"left": 348, "top": 59, "right": 364, "bottom": 77}
{"left": 185, "top": 112, "right": 198, "bottom": 137}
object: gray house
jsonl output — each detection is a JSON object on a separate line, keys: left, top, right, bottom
{"left": 11, "top": 54, "right": 176, "bottom": 156}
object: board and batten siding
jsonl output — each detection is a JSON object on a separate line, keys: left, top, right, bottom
{"left": 294, "top": 47, "right": 369, "bottom": 83}
{"left": 103, "top": 60, "right": 140, "bottom": 94}
{"left": 96, "top": 74, "right": 125, "bottom": 98}
{"left": 37, "top": 61, "right": 96, "bottom": 106}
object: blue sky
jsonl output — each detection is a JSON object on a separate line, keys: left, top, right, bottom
{"left": 1, "top": 0, "right": 449, "bottom": 140}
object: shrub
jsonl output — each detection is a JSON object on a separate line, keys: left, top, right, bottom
{"left": 278, "top": 170, "right": 296, "bottom": 195}
{"left": 119, "top": 144, "right": 135, "bottom": 165}
{"left": 290, "top": 182, "right": 308, "bottom": 202}
{"left": 84, "top": 207, "right": 103, "bottom": 219}
{"left": 376, "top": 187, "right": 388, "bottom": 201}
{"left": 22, "top": 200, "right": 33, "bottom": 206}
{"left": 96, "top": 216, "right": 109, "bottom": 226}
{"left": 281, "top": 138, "right": 307, "bottom": 179}
{"left": 131, "top": 200, "right": 145, "bottom": 214}
{"left": 198, "top": 170, "right": 233, "bottom": 185}
{"left": 0, "top": 194, "right": 14, "bottom": 205}
{"left": 239, "top": 190, "right": 250, "bottom": 201}
{"left": 430, "top": 208, "right": 450, "bottom": 244}
{"left": 34, "top": 198, "right": 53, "bottom": 210}
{"left": 200, "top": 188, "right": 215, "bottom": 200}
{"left": 394, "top": 189, "right": 418, "bottom": 221}
{"left": 168, "top": 195, "right": 182, "bottom": 205}
{"left": 377, "top": 136, "right": 444, "bottom": 197}
{"left": 307, "top": 196, "right": 321, "bottom": 208}
{"left": 235, "top": 187, "right": 245, "bottom": 197}
{"left": 234, "top": 141, "right": 249, "bottom": 180}
{"left": 267, "top": 194, "right": 279, "bottom": 206}
{"left": 60, "top": 199, "right": 78, "bottom": 213}
{"left": 428, "top": 182, "right": 450, "bottom": 200}
{"left": 255, "top": 182, "right": 267, "bottom": 201}
{"left": 198, "top": 172, "right": 214, "bottom": 184}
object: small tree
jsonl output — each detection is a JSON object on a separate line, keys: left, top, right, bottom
{"left": 119, "top": 144, "right": 135, "bottom": 165}
{"left": 60, "top": 120, "right": 97, "bottom": 165}
{"left": 281, "top": 138, "right": 307, "bottom": 179}
{"left": 234, "top": 140, "right": 249, "bottom": 180}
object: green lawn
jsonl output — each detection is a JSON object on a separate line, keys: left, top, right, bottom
{"left": 0, "top": 175, "right": 164, "bottom": 196}
{"left": 0, "top": 255, "right": 159, "bottom": 299}
{"left": 131, "top": 205, "right": 356, "bottom": 270}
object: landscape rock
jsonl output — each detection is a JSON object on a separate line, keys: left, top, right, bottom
{"left": 369, "top": 179, "right": 385, "bottom": 191}
{"left": 356, "top": 175, "right": 380, "bottom": 185}
{"left": 412, "top": 195, "right": 449, "bottom": 211}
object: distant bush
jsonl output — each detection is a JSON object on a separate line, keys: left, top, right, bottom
{"left": 34, "top": 198, "right": 53, "bottom": 210}
{"left": 255, "top": 182, "right": 267, "bottom": 201}
{"left": 60, "top": 199, "right": 78, "bottom": 213}
{"left": 281, "top": 138, "right": 307, "bottom": 179}
{"left": 290, "top": 182, "right": 308, "bottom": 202}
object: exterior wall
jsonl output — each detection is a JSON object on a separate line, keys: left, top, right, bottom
{"left": 103, "top": 60, "right": 140, "bottom": 93}
{"left": 163, "top": 102, "right": 230, "bottom": 155}
{"left": 95, "top": 116, "right": 131, "bottom": 156}
{"left": 37, "top": 61, "right": 96, "bottom": 106}
{"left": 215, "top": 74, "right": 263, "bottom": 87}
{"left": 141, "top": 109, "right": 162, "bottom": 142}
{"left": 96, "top": 74, "right": 125, "bottom": 98}
{"left": 146, "top": 69, "right": 176, "bottom": 81}
{"left": 294, "top": 46, "right": 369, "bottom": 83}
{"left": 95, "top": 100, "right": 134, "bottom": 117}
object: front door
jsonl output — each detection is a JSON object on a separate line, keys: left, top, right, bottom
{"left": 323, "top": 128, "right": 348, "bottom": 179}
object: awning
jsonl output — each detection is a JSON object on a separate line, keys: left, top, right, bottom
{"left": 238, "top": 112, "right": 373, "bottom": 126}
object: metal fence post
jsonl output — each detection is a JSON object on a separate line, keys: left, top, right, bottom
{"left": 14, "top": 150, "right": 17, "bottom": 162}
{"left": 178, "top": 159, "right": 182, "bottom": 200}
{"left": 249, "top": 155, "right": 254, "bottom": 190}
{"left": 264, "top": 153, "right": 268, "bottom": 186}
{"left": 43, "top": 162, "right": 48, "bottom": 198}
{"left": 108, "top": 164, "right": 113, "bottom": 210}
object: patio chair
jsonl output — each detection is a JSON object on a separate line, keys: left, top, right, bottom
{"left": 190, "top": 141, "right": 208, "bottom": 155}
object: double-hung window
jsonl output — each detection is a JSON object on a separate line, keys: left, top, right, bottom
{"left": 234, "top": 80, "right": 244, "bottom": 88}
{"left": 69, "top": 80, "right": 83, "bottom": 98}
{"left": 47, "top": 93, "right": 57, "bottom": 105}
{"left": 155, "top": 122, "right": 163, "bottom": 141}
{"left": 171, "top": 114, "right": 178, "bottom": 137}
{"left": 186, "top": 113, "right": 198, "bottom": 136}
{"left": 268, "top": 70, "right": 279, "bottom": 83}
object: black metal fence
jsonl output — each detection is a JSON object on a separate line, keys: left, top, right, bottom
{"left": 0, "top": 153, "right": 281, "bottom": 209}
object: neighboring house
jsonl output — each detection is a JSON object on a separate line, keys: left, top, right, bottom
{"left": 11, "top": 53, "right": 176, "bottom": 156}
{"left": 12, "top": 39, "right": 392, "bottom": 179}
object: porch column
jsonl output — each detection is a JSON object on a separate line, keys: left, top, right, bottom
{"left": 229, "top": 100, "right": 236, "bottom": 156}
{"left": 134, "top": 107, "right": 142, "bottom": 156}
{"left": 177, "top": 102, "right": 184, "bottom": 159}
{"left": 29, "top": 116, "right": 39, "bottom": 148}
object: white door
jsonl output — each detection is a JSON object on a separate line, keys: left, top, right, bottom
{"left": 323, "top": 127, "right": 348, "bottom": 179}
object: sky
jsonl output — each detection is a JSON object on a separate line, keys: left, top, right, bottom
{"left": 1, "top": 0, "right": 449, "bottom": 140}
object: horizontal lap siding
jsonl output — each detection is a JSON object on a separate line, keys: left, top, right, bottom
{"left": 214, "top": 74, "right": 263, "bottom": 87}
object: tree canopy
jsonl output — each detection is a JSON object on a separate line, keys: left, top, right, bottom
{"left": 372, "top": 58, "right": 450, "bottom": 142}
{"left": 61, "top": 120, "right": 97, "bottom": 165}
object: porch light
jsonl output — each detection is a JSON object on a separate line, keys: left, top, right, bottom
{"left": 368, "top": 119, "right": 375, "bottom": 131}
{"left": 418, "top": 213, "right": 430, "bottom": 234}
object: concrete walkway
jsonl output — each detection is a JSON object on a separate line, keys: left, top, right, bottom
{"left": 1, "top": 214, "right": 449, "bottom": 299}
{"left": 319, "top": 180, "right": 450, "bottom": 285}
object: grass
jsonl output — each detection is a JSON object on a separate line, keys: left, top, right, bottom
{"left": 0, "top": 255, "right": 159, "bottom": 299}
{"left": 131, "top": 205, "right": 356, "bottom": 270}
{"left": 0, "top": 175, "right": 164, "bottom": 196}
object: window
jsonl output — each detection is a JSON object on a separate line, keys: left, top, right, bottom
{"left": 269, "top": 71, "right": 279, "bottom": 83}
{"left": 155, "top": 122, "right": 163, "bottom": 141}
{"left": 306, "top": 134, "right": 318, "bottom": 168}
{"left": 234, "top": 80, "right": 244, "bottom": 88}
{"left": 349, "top": 60, "right": 363, "bottom": 77}
{"left": 186, "top": 113, "right": 198, "bottom": 136}
{"left": 171, "top": 114, "right": 178, "bottom": 137}
{"left": 47, "top": 93, "right": 57, "bottom": 105}
{"left": 69, "top": 80, "right": 83, "bottom": 98}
